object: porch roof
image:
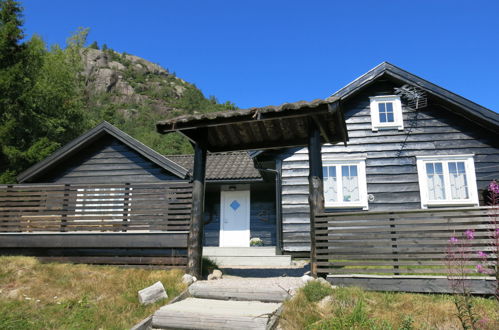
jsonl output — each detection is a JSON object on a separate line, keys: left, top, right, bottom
{"left": 156, "top": 98, "right": 348, "bottom": 152}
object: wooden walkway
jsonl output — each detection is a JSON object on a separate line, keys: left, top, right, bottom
{"left": 149, "top": 278, "right": 303, "bottom": 330}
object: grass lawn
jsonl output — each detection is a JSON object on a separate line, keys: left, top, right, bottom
{"left": 0, "top": 256, "right": 186, "bottom": 329}
{"left": 280, "top": 281, "right": 499, "bottom": 330}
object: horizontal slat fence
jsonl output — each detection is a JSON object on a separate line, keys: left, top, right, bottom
{"left": 0, "top": 182, "right": 192, "bottom": 267}
{"left": 315, "top": 207, "right": 497, "bottom": 276}
{"left": 0, "top": 182, "right": 192, "bottom": 232}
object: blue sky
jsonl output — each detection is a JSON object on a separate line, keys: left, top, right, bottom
{"left": 21, "top": 0, "right": 499, "bottom": 111}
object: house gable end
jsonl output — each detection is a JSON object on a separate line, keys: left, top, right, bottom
{"left": 17, "top": 122, "right": 189, "bottom": 183}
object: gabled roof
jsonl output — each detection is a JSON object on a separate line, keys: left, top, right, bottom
{"left": 166, "top": 152, "right": 262, "bottom": 182}
{"left": 17, "top": 121, "right": 190, "bottom": 182}
{"left": 331, "top": 62, "right": 499, "bottom": 132}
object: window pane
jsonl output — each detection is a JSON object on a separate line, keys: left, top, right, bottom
{"left": 324, "top": 166, "right": 337, "bottom": 203}
{"left": 378, "top": 103, "right": 385, "bottom": 112}
{"left": 426, "top": 162, "right": 445, "bottom": 200}
{"left": 387, "top": 112, "right": 394, "bottom": 122}
{"left": 323, "top": 167, "right": 328, "bottom": 178}
{"left": 342, "top": 165, "right": 359, "bottom": 202}
{"left": 385, "top": 102, "right": 393, "bottom": 113}
{"left": 380, "top": 113, "right": 387, "bottom": 123}
{"left": 449, "top": 161, "right": 469, "bottom": 199}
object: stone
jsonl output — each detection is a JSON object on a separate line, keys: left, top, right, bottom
{"left": 301, "top": 275, "right": 314, "bottom": 283}
{"left": 182, "top": 274, "right": 197, "bottom": 285}
{"left": 317, "top": 277, "right": 330, "bottom": 286}
{"left": 138, "top": 281, "right": 168, "bottom": 305}
{"left": 317, "top": 295, "right": 334, "bottom": 310}
{"left": 6, "top": 289, "right": 20, "bottom": 299}
{"left": 208, "top": 269, "right": 223, "bottom": 280}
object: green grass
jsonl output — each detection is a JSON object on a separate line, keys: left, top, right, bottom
{"left": 0, "top": 256, "right": 186, "bottom": 329}
{"left": 279, "top": 282, "right": 499, "bottom": 330}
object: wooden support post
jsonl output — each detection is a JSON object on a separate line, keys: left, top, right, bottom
{"left": 187, "top": 143, "right": 207, "bottom": 279}
{"left": 307, "top": 121, "right": 324, "bottom": 277}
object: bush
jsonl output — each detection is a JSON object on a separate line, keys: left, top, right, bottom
{"left": 202, "top": 257, "right": 219, "bottom": 278}
{"left": 302, "top": 280, "right": 334, "bottom": 302}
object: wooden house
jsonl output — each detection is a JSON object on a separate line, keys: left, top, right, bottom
{"left": 253, "top": 62, "right": 499, "bottom": 255}
{"left": 5, "top": 62, "right": 499, "bottom": 271}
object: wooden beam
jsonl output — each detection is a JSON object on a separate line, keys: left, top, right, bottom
{"left": 187, "top": 143, "right": 207, "bottom": 279}
{"left": 329, "top": 102, "right": 348, "bottom": 146}
{"left": 307, "top": 120, "right": 324, "bottom": 277}
{"left": 157, "top": 106, "right": 334, "bottom": 133}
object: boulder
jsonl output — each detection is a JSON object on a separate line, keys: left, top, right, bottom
{"left": 182, "top": 274, "right": 197, "bottom": 285}
{"left": 301, "top": 274, "right": 314, "bottom": 283}
{"left": 138, "top": 281, "right": 168, "bottom": 305}
{"left": 207, "top": 269, "right": 223, "bottom": 280}
{"left": 317, "top": 295, "right": 334, "bottom": 310}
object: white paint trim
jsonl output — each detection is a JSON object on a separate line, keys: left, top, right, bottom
{"left": 322, "top": 159, "right": 368, "bottom": 210}
{"left": 219, "top": 189, "right": 250, "bottom": 247}
{"left": 416, "top": 154, "right": 479, "bottom": 209}
{"left": 369, "top": 95, "right": 404, "bottom": 131}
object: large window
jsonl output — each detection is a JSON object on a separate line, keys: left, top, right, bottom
{"left": 369, "top": 95, "right": 404, "bottom": 131}
{"left": 416, "top": 155, "right": 479, "bottom": 208}
{"left": 322, "top": 159, "right": 368, "bottom": 209}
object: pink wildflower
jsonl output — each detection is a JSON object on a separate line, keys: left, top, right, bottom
{"left": 488, "top": 180, "right": 499, "bottom": 194}
{"left": 464, "top": 229, "right": 474, "bottom": 240}
{"left": 477, "top": 251, "right": 487, "bottom": 258}
{"left": 476, "top": 264, "right": 484, "bottom": 273}
{"left": 449, "top": 236, "right": 458, "bottom": 243}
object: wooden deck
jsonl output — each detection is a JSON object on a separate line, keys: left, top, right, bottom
{"left": 0, "top": 182, "right": 192, "bottom": 266}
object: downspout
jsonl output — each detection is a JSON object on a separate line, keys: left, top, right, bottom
{"left": 255, "top": 164, "right": 283, "bottom": 255}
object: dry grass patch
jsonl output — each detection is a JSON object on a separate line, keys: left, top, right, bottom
{"left": 280, "top": 283, "right": 499, "bottom": 330}
{"left": 0, "top": 256, "right": 186, "bottom": 329}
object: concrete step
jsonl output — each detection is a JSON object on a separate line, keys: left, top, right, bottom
{"left": 203, "top": 247, "right": 277, "bottom": 257}
{"left": 188, "top": 280, "right": 294, "bottom": 302}
{"left": 203, "top": 246, "right": 291, "bottom": 267}
{"left": 151, "top": 297, "right": 281, "bottom": 330}
{"left": 205, "top": 255, "right": 291, "bottom": 267}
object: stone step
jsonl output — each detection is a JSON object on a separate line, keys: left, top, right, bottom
{"left": 203, "top": 246, "right": 277, "bottom": 257}
{"left": 204, "top": 255, "right": 291, "bottom": 267}
{"left": 151, "top": 297, "right": 281, "bottom": 330}
{"left": 188, "top": 280, "right": 294, "bottom": 302}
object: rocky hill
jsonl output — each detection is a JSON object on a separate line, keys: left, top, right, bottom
{"left": 80, "top": 47, "right": 236, "bottom": 154}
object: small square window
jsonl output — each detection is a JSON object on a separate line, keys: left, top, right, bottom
{"left": 369, "top": 96, "right": 404, "bottom": 131}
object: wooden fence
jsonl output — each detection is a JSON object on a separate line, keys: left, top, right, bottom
{"left": 315, "top": 207, "right": 497, "bottom": 292}
{"left": 0, "top": 182, "right": 192, "bottom": 267}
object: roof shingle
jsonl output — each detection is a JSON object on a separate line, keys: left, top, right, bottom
{"left": 166, "top": 152, "right": 262, "bottom": 181}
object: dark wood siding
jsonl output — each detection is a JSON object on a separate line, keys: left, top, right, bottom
{"left": 37, "top": 136, "right": 179, "bottom": 183}
{"left": 281, "top": 81, "right": 499, "bottom": 252}
{"left": 203, "top": 183, "right": 276, "bottom": 246}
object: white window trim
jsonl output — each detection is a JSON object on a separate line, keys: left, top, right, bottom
{"left": 416, "top": 154, "right": 479, "bottom": 209}
{"left": 322, "top": 157, "right": 368, "bottom": 210}
{"left": 369, "top": 95, "right": 404, "bottom": 131}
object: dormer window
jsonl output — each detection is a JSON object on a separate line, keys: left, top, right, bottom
{"left": 369, "top": 95, "right": 404, "bottom": 131}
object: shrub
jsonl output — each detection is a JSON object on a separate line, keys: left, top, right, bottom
{"left": 202, "top": 257, "right": 219, "bottom": 278}
{"left": 302, "top": 280, "right": 334, "bottom": 302}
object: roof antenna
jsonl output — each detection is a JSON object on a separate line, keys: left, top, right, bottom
{"left": 394, "top": 84, "right": 427, "bottom": 110}
{"left": 394, "top": 84, "right": 427, "bottom": 157}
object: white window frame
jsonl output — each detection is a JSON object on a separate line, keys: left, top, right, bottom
{"left": 322, "top": 157, "right": 368, "bottom": 210}
{"left": 416, "top": 154, "right": 479, "bottom": 209}
{"left": 369, "top": 95, "right": 404, "bottom": 131}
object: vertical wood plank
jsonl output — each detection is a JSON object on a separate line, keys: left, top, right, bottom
{"left": 307, "top": 121, "right": 324, "bottom": 277}
{"left": 188, "top": 143, "right": 207, "bottom": 278}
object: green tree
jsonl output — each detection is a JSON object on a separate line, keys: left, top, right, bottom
{"left": 88, "top": 40, "right": 99, "bottom": 49}
{"left": 0, "top": 1, "right": 88, "bottom": 183}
